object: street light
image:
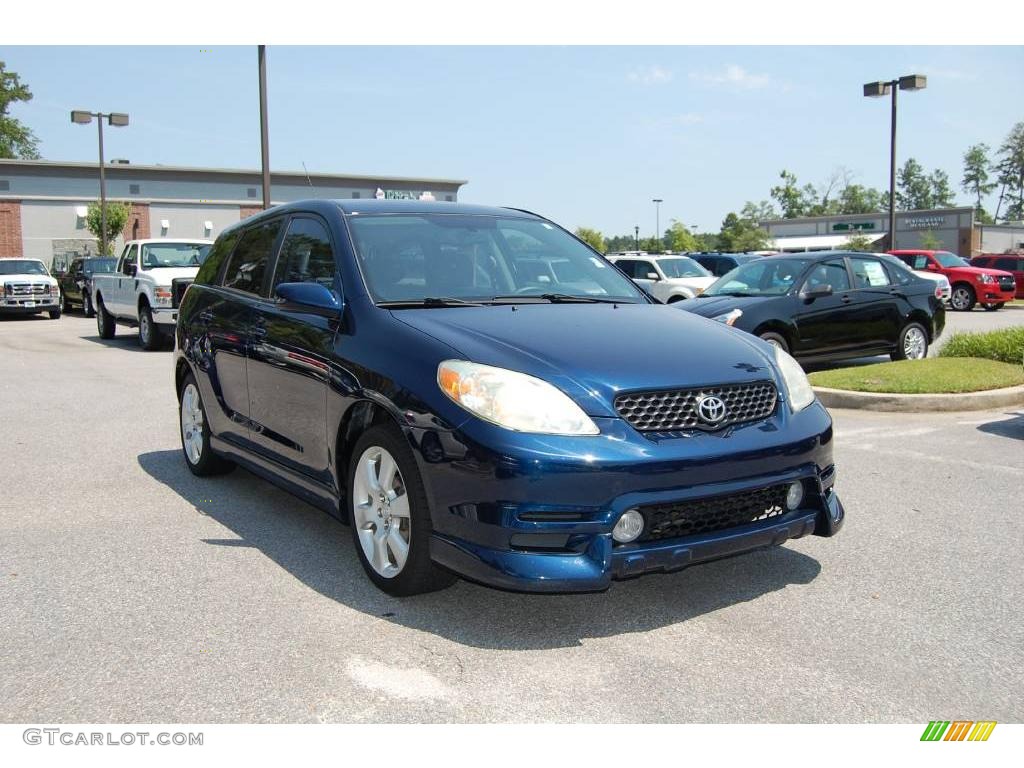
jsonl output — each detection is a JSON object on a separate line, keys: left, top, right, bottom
{"left": 71, "top": 110, "right": 130, "bottom": 256}
{"left": 863, "top": 74, "right": 926, "bottom": 251}
{"left": 634, "top": 225, "right": 639, "bottom": 251}
{"left": 652, "top": 199, "right": 663, "bottom": 253}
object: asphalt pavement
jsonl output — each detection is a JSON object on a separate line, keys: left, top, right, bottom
{"left": 0, "top": 310, "right": 1021, "bottom": 723}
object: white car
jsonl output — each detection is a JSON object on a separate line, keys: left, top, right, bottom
{"left": 878, "top": 254, "right": 951, "bottom": 301}
{"left": 607, "top": 252, "right": 716, "bottom": 303}
{"left": 91, "top": 239, "right": 211, "bottom": 349}
{"left": 0, "top": 258, "right": 62, "bottom": 319}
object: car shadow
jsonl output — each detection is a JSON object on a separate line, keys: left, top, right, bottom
{"left": 81, "top": 334, "right": 172, "bottom": 352}
{"left": 137, "top": 449, "right": 822, "bottom": 651}
{"left": 976, "top": 412, "right": 1024, "bottom": 441}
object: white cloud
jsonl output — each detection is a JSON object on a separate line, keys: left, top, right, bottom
{"left": 689, "top": 65, "right": 774, "bottom": 90}
{"left": 628, "top": 65, "right": 673, "bottom": 85}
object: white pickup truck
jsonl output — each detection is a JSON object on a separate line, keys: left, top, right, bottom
{"left": 92, "top": 239, "right": 211, "bottom": 349}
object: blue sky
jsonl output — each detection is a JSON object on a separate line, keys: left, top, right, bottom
{"left": 4, "top": 45, "right": 1023, "bottom": 236}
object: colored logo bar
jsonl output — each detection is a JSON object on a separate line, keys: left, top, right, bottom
{"left": 920, "top": 721, "right": 997, "bottom": 741}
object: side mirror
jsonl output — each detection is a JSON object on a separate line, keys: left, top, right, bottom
{"left": 276, "top": 282, "right": 343, "bottom": 316}
{"left": 925, "top": 263, "right": 939, "bottom": 270}
{"left": 125, "top": 263, "right": 137, "bottom": 277}
{"left": 803, "top": 285, "right": 833, "bottom": 300}
{"left": 646, "top": 272, "right": 660, "bottom": 281}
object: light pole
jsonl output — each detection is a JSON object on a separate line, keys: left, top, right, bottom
{"left": 634, "top": 225, "right": 639, "bottom": 252}
{"left": 863, "top": 74, "right": 926, "bottom": 251}
{"left": 258, "top": 45, "right": 272, "bottom": 210}
{"left": 71, "top": 110, "right": 129, "bottom": 256}
{"left": 652, "top": 199, "right": 663, "bottom": 253}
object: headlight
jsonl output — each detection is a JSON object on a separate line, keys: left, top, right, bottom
{"left": 712, "top": 308, "right": 743, "bottom": 326}
{"left": 774, "top": 346, "right": 815, "bottom": 413}
{"left": 977, "top": 273, "right": 994, "bottom": 284}
{"left": 153, "top": 288, "right": 173, "bottom": 306}
{"left": 438, "top": 360, "right": 599, "bottom": 435}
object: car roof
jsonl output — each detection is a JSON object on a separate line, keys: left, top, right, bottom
{"left": 124, "top": 238, "right": 213, "bottom": 245}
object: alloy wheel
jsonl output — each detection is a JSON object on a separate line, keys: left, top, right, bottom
{"left": 352, "top": 446, "right": 411, "bottom": 578}
{"left": 180, "top": 383, "right": 204, "bottom": 464}
{"left": 951, "top": 287, "right": 971, "bottom": 311}
{"left": 140, "top": 314, "right": 151, "bottom": 345}
{"left": 903, "top": 326, "right": 927, "bottom": 360}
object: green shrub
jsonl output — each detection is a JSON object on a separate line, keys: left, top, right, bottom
{"left": 938, "top": 327, "right": 1024, "bottom": 365}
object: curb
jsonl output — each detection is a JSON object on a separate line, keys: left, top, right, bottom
{"left": 813, "top": 384, "right": 1024, "bottom": 413}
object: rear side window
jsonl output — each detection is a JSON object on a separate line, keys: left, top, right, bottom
{"left": 850, "top": 257, "right": 891, "bottom": 288}
{"left": 995, "top": 257, "right": 1019, "bottom": 271}
{"left": 222, "top": 219, "right": 283, "bottom": 295}
{"left": 195, "top": 231, "right": 239, "bottom": 285}
{"left": 272, "top": 217, "right": 337, "bottom": 290}
{"left": 804, "top": 260, "right": 851, "bottom": 292}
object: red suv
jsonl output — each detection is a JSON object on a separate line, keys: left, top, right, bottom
{"left": 970, "top": 254, "right": 1024, "bottom": 299}
{"left": 888, "top": 249, "right": 1016, "bottom": 311}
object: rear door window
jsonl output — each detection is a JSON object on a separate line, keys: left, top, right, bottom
{"left": 803, "top": 260, "right": 851, "bottom": 292}
{"left": 850, "top": 257, "right": 892, "bottom": 289}
{"left": 221, "top": 219, "right": 284, "bottom": 296}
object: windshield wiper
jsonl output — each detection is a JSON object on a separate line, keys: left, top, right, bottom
{"left": 711, "top": 291, "right": 752, "bottom": 297}
{"left": 491, "top": 293, "right": 627, "bottom": 304}
{"left": 377, "top": 297, "right": 487, "bottom": 308}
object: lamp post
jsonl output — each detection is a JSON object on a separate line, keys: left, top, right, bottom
{"left": 71, "top": 110, "right": 129, "bottom": 256}
{"left": 258, "top": 45, "right": 272, "bottom": 210}
{"left": 634, "top": 225, "right": 639, "bottom": 252}
{"left": 652, "top": 199, "right": 663, "bottom": 253}
{"left": 863, "top": 74, "right": 926, "bottom": 251}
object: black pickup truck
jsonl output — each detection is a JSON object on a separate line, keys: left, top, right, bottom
{"left": 58, "top": 257, "right": 117, "bottom": 316}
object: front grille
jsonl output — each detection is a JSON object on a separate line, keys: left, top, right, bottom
{"left": 171, "top": 278, "right": 193, "bottom": 308}
{"left": 998, "top": 275, "right": 1015, "bottom": 292}
{"left": 637, "top": 484, "right": 793, "bottom": 542}
{"left": 615, "top": 381, "right": 777, "bottom": 432}
{"left": 4, "top": 282, "right": 48, "bottom": 297}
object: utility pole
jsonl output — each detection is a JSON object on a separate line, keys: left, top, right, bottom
{"left": 258, "top": 45, "right": 271, "bottom": 210}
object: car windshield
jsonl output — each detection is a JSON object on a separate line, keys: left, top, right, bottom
{"left": 0, "top": 260, "right": 48, "bottom": 276}
{"left": 934, "top": 251, "right": 967, "bottom": 268}
{"left": 85, "top": 258, "right": 117, "bottom": 273}
{"left": 348, "top": 213, "right": 646, "bottom": 304}
{"left": 657, "top": 257, "right": 710, "bottom": 278}
{"left": 704, "top": 258, "right": 808, "bottom": 297}
{"left": 140, "top": 243, "right": 211, "bottom": 268}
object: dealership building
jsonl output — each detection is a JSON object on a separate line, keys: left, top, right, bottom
{"left": 0, "top": 159, "right": 467, "bottom": 266}
{"left": 760, "top": 206, "right": 1024, "bottom": 257}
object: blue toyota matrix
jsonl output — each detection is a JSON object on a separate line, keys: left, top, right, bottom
{"left": 174, "top": 201, "right": 844, "bottom": 595}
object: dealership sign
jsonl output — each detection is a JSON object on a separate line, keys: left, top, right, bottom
{"left": 375, "top": 188, "right": 435, "bottom": 201}
{"left": 906, "top": 216, "right": 947, "bottom": 229}
{"left": 832, "top": 222, "right": 876, "bottom": 232}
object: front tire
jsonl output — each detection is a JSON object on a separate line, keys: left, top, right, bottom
{"left": 759, "top": 331, "right": 789, "bottom": 353}
{"left": 347, "top": 423, "right": 456, "bottom": 596}
{"left": 179, "top": 374, "right": 235, "bottom": 477}
{"left": 891, "top": 321, "right": 929, "bottom": 361}
{"left": 950, "top": 284, "right": 976, "bottom": 311}
{"left": 138, "top": 305, "right": 163, "bottom": 351}
{"left": 48, "top": 308, "right": 61, "bottom": 320}
{"left": 96, "top": 296, "right": 116, "bottom": 339}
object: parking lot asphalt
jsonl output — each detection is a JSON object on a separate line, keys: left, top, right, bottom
{"left": 1, "top": 311, "right": 1022, "bottom": 723}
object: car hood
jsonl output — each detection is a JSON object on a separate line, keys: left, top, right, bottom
{"left": 139, "top": 267, "right": 200, "bottom": 284}
{"left": 390, "top": 303, "right": 779, "bottom": 418}
{"left": 944, "top": 265, "right": 1013, "bottom": 278}
{"left": 679, "top": 294, "right": 779, "bottom": 318}
{"left": 666, "top": 276, "right": 717, "bottom": 289}
{"left": 0, "top": 273, "right": 56, "bottom": 284}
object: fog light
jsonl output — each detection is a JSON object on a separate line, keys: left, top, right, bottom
{"left": 612, "top": 509, "right": 644, "bottom": 543}
{"left": 786, "top": 481, "right": 804, "bottom": 510}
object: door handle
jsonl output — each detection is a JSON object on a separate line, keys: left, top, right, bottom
{"left": 841, "top": 295, "right": 852, "bottom": 304}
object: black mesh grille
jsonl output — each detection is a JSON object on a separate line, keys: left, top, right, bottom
{"left": 171, "top": 278, "right": 192, "bottom": 309}
{"left": 637, "top": 484, "right": 792, "bottom": 542}
{"left": 998, "top": 275, "right": 1015, "bottom": 292}
{"left": 615, "top": 381, "right": 777, "bottom": 432}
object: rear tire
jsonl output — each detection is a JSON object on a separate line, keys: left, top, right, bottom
{"left": 950, "top": 284, "right": 976, "bottom": 311}
{"left": 83, "top": 292, "right": 95, "bottom": 317}
{"left": 96, "top": 296, "right": 116, "bottom": 339}
{"left": 891, "top": 321, "right": 928, "bottom": 361}
{"left": 759, "top": 331, "right": 789, "bottom": 353}
{"left": 347, "top": 423, "right": 456, "bottom": 596}
{"left": 48, "top": 308, "right": 61, "bottom": 320}
{"left": 667, "top": 295, "right": 688, "bottom": 304}
{"left": 179, "top": 374, "right": 235, "bottom": 477}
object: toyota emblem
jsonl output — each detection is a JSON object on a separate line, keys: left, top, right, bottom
{"left": 696, "top": 395, "right": 727, "bottom": 425}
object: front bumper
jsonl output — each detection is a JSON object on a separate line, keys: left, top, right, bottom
{"left": 152, "top": 307, "right": 179, "bottom": 326}
{"left": 978, "top": 286, "right": 1015, "bottom": 304}
{"left": 0, "top": 298, "right": 59, "bottom": 313}
{"left": 416, "top": 401, "right": 843, "bottom": 593}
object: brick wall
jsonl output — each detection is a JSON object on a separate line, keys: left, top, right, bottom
{"left": 122, "top": 203, "right": 151, "bottom": 241}
{"left": 239, "top": 206, "right": 263, "bottom": 220}
{"left": 0, "top": 201, "right": 24, "bottom": 257}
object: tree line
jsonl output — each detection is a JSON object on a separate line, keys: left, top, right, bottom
{"left": 580, "top": 121, "right": 1024, "bottom": 255}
